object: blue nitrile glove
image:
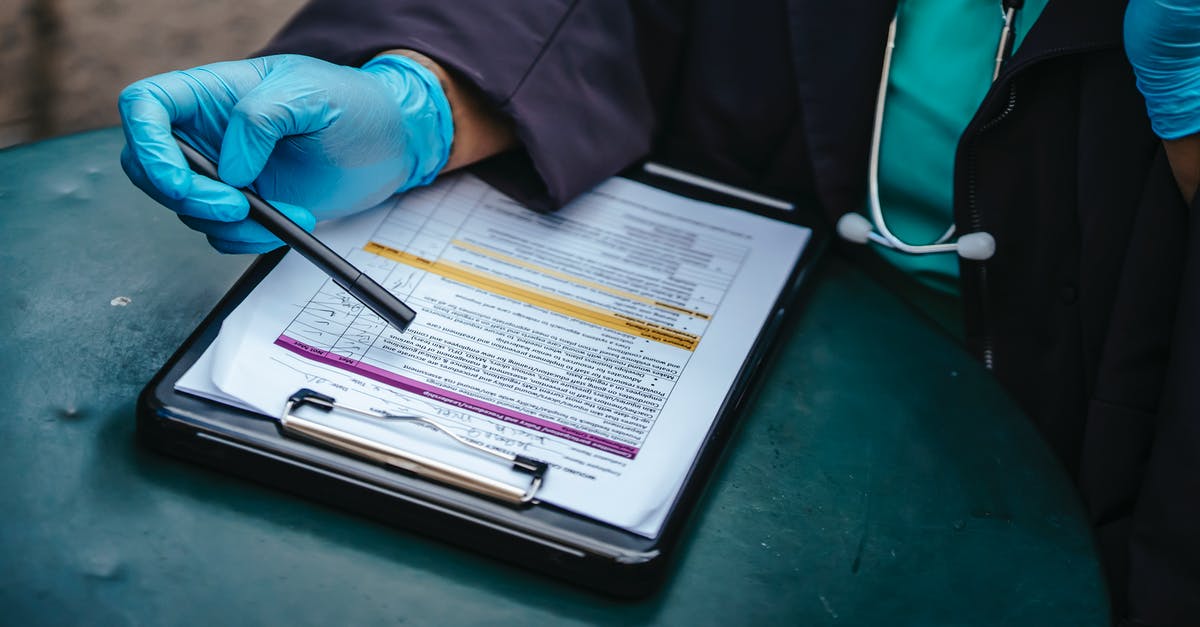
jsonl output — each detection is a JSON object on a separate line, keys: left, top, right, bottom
{"left": 118, "top": 53, "right": 453, "bottom": 253}
{"left": 1125, "top": 0, "right": 1200, "bottom": 140}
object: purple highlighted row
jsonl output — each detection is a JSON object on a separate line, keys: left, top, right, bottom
{"left": 275, "top": 335, "right": 640, "bottom": 459}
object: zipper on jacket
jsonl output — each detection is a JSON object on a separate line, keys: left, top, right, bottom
{"left": 966, "top": 82, "right": 1017, "bottom": 370}
{"left": 963, "top": 43, "right": 1110, "bottom": 371}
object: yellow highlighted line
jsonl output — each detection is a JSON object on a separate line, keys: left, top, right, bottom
{"left": 364, "top": 241, "right": 700, "bottom": 351}
{"left": 451, "top": 239, "right": 711, "bottom": 321}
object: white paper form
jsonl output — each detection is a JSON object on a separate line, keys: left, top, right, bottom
{"left": 178, "top": 174, "right": 811, "bottom": 537}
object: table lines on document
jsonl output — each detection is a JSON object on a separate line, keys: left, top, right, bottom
{"left": 281, "top": 180, "right": 471, "bottom": 360}
{"left": 276, "top": 176, "right": 756, "bottom": 458}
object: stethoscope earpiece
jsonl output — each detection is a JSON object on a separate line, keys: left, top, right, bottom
{"left": 955, "top": 232, "right": 996, "bottom": 261}
{"left": 835, "top": 212, "right": 875, "bottom": 245}
{"left": 836, "top": 213, "right": 995, "bottom": 260}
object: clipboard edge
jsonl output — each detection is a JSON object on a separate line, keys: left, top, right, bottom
{"left": 134, "top": 172, "right": 831, "bottom": 597}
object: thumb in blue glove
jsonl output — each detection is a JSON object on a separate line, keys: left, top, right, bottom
{"left": 1125, "top": 0, "right": 1200, "bottom": 140}
{"left": 118, "top": 53, "right": 454, "bottom": 253}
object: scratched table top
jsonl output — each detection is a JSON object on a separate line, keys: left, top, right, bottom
{"left": 0, "top": 129, "right": 1107, "bottom": 626}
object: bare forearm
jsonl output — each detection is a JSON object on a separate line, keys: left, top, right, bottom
{"left": 384, "top": 49, "right": 517, "bottom": 172}
{"left": 1163, "top": 133, "right": 1200, "bottom": 206}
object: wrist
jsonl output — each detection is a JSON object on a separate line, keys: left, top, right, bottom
{"left": 360, "top": 53, "right": 455, "bottom": 191}
{"left": 1163, "top": 134, "right": 1200, "bottom": 205}
{"left": 375, "top": 49, "right": 517, "bottom": 172}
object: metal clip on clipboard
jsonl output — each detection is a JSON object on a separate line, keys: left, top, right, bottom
{"left": 281, "top": 389, "right": 548, "bottom": 505}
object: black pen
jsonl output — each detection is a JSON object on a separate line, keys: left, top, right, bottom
{"left": 173, "top": 134, "right": 417, "bottom": 332}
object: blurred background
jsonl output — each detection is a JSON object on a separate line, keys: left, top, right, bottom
{"left": 0, "top": 0, "right": 302, "bottom": 148}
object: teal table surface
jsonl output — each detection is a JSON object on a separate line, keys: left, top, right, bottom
{"left": 0, "top": 129, "right": 1108, "bottom": 626}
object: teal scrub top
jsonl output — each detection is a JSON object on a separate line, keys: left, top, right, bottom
{"left": 872, "top": 0, "right": 1047, "bottom": 295}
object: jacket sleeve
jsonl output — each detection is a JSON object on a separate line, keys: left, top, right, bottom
{"left": 259, "top": 0, "right": 679, "bottom": 211}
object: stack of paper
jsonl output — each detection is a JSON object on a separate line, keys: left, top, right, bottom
{"left": 179, "top": 174, "right": 810, "bottom": 537}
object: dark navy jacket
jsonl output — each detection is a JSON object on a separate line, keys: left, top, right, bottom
{"left": 262, "top": 1, "right": 1199, "bottom": 621}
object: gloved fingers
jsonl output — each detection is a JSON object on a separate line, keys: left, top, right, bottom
{"left": 202, "top": 205, "right": 316, "bottom": 252}
{"left": 117, "top": 66, "right": 238, "bottom": 198}
{"left": 121, "top": 144, "right": 182, "bottom": 210}
{"left": 218, "top": 65, "right": 339, "bottom": 189}
{"left": 121, "top": 143, "right": 250, "bottom": 222}
{"left": 178, "top": 199, "right": 316, "bottom": 252}
{"left": 119, "top": 59, "right": 279, "bottom": 216}
{"left": 119, "top": 84, "right": 249, "bottom": 220}
{"left": 118, "top": 76, "right": 200, "bottom": 201}
{"left": 179, "top": 214, "right": 286, "bottom": 254}
{"left": 206, "top": 236, "right": 285, "bottom": 255}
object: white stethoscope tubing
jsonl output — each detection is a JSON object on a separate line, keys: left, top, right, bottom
{"left": 838, "top": 8, "right": 1016, "bottom": 261}
{"left": 865, "top": 17, "right": 961, "bottom": 256}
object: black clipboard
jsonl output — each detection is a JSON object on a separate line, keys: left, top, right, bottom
{"left": 136, "top": 165, "right": 829, "bottom": 597}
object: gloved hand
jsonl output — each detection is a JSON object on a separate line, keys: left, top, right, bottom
{"left": 1125, "top": 0, "right": 1200, "bottom": 140}
{"left": 118, "top": 53, "right": 454, "bottom": 253}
